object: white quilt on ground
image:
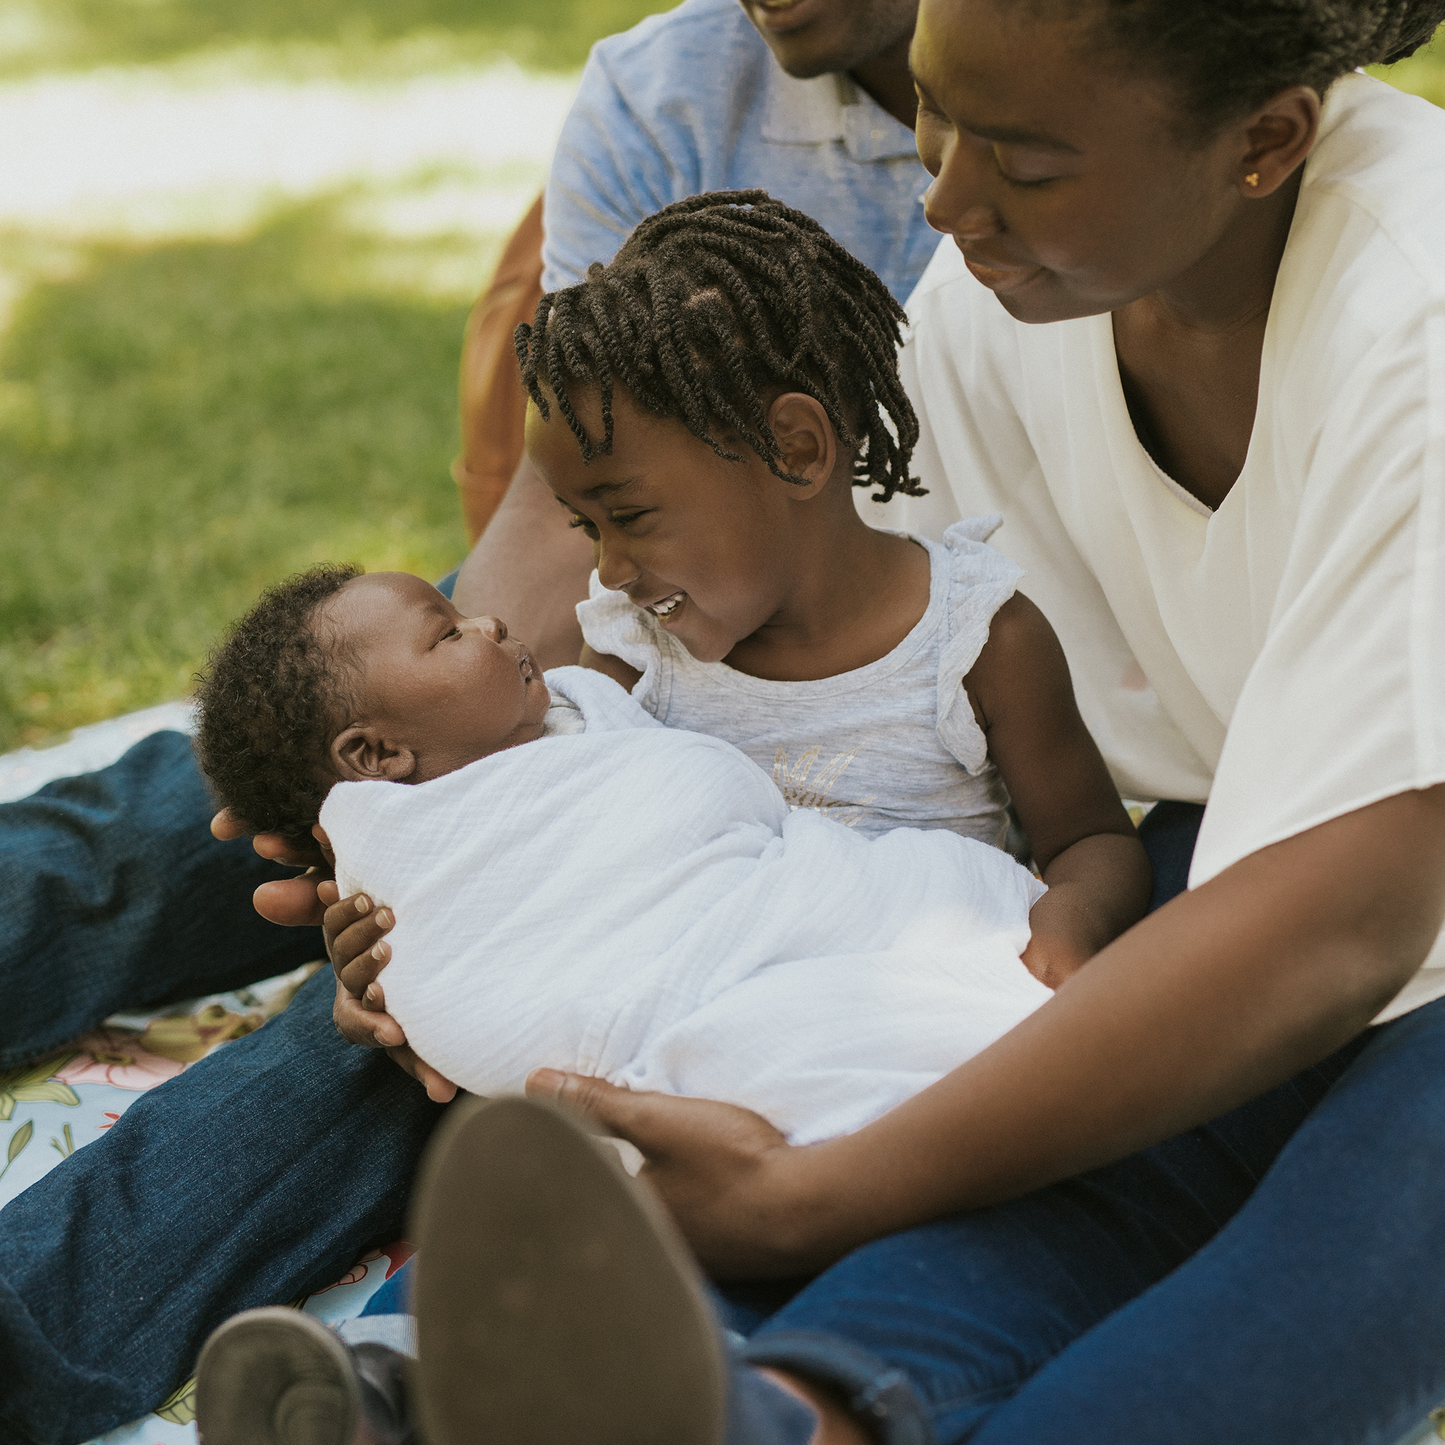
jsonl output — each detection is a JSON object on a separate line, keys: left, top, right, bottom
{"left": 323, "top": 666, "right": 1052, "bottom": 1145}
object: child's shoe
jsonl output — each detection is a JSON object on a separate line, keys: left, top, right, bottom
{"left": 409, "top": 1094, "right": 727, "bottom": 1445}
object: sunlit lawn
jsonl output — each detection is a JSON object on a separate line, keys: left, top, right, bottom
{"left": 0, "top": 8, "right": 1439, "bottom": 752}
{"left": 0, "top": 0, "right": 666, "bottom": 751}
{"left": 0, "top": 203, "right": 489, "bottom": 746}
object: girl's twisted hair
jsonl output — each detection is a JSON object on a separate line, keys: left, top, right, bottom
{"left": 515, "top": 190, "right": 924, "bottom": 504}
{"left": 1070, "top": 0, "right": 1445, "bottom": 129}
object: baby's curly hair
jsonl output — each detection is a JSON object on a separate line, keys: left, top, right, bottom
{"left": 193, "top": 564, "right": 363, "bottom": 843}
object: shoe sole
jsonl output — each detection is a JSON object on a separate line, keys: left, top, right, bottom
{"left": 410, "top": 1095, "right": 727, "bottom": 1445}
{"left": 195, "top": 1306, "right": 360, "bottom": 1445}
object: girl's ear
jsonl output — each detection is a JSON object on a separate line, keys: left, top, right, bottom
{"left": 331, "top": 725, "right": 418, "bottom": 783}
{"left": 767, "top": 393, "right": 837, "bottom": 498}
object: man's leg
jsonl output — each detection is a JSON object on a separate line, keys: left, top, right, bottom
{"left": 0, "top": 967, "right": 446, "bottom": 1445}
{"left": 0, "top": 729, "right": 322, "bottom": 1067}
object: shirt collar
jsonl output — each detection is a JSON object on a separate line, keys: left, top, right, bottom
{"left": 759, "top": 65, "right": 917, "bottom": 162}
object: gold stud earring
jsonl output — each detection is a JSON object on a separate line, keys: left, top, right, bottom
{"left": 1244, "top": 172, "right": 1260, "bottom": 189}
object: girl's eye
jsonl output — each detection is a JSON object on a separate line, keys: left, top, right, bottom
{"left": 567, "top": 513, "right": 599, "bottom": 538}
{"left": 609, "top": 510, "right": 649, "bottom": 528}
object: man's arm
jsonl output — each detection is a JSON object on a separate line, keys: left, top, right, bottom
{"left": 529, "top": 783, "right": 1445, "bottom": 1278}
{"left": 451, "top": 453, "right": 594, "bottom": 671}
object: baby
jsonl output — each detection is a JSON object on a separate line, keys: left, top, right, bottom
{"left": 195, "top": 565, "right": 1053, "bottom": 1145}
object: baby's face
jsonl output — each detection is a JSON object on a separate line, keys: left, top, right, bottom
{"left": 323, "top": 573, "right": 550, "bottom": 783}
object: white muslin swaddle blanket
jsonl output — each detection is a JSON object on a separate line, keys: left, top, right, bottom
{"left": 322, "top": 666, "right": 1052, "bottom": 1144}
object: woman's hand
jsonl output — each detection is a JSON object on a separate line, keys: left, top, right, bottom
{"left": 525, "top": 1069, "right": 828, "bottom": 1279}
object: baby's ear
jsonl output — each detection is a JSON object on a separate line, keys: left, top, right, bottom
{"left": 331, "top": 725, "right": 417, "bottom": 783}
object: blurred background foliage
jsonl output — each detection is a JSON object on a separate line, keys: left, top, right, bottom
{"left": 0, "top": 3, "right": 1439, "bottom": 750}
{"left": 0, "top": 0, "right": 673, "bottom": 75}
{"left": 0, "top": 0, "right": 663, "bottom": 749}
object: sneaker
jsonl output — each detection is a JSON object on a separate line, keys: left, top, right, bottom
{"left": 409, "top": 1094, "right": 727, "bottom": 1445}
{"left": 195, "top": 1307, "right": 416, "bottom": 1445}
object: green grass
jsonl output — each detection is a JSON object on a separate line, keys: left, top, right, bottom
{"left": 1371, "top": 37, "right": 1445, "bottom": 108}
{"left": 0, "top": 201, "right": 483, "bottom": 750}
{"left": 0, "top": 0, "right": 674, "bottom": 77}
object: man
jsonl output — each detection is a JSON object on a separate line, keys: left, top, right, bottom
{"left": 0, "top": 4, "right": 930, "bottom": 1438}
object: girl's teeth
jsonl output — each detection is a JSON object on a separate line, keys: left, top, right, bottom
{"left": 652, "top": 593, "right": 683, "bottom": 617}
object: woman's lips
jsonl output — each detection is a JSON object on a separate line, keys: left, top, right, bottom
{"left": 960, "top": 251, "right": 1045, "bottom": 295}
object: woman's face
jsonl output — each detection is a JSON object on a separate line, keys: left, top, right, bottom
{"left": 911, "top": 0, "right": 1250, "bottom": 324}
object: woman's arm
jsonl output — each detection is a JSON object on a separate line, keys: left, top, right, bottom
{"left": 530, "top": 783, "right": 1445, "bottom": 1278}
{"left": 964, "top": 593, "right": 1152, "bottom": 985}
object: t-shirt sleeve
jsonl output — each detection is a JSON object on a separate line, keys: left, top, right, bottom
{"left": 541, "top": 45, "right": 695, "bottom": 292}
{"left": 1192, "top": 312, "right": 1445, "bottom": 890}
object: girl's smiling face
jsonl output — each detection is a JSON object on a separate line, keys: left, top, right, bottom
{"left": 526, "top": 384, "right": 829, "bottom": 665}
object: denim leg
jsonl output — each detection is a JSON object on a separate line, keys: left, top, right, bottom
{"left": 0, "top": 967, "right": 446, "bottom": 1445}
{"left": 960, "top": 995, "right": 1445, "bottom": 1445}
{"left": 1137, "top": 800, "right": 1204, "bottom": 914}
{"left": 0, "top": 730, "right": 323, "bottom": 1067}
{"left": 742, "top": 1027, "right": 1373, "bottom": 1445}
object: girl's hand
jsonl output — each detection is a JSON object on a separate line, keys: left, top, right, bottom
{"left": 323, "top": 887, "right": 456, "bottom": 1101}
{"left": 525, "top": 1069, "right": 826, "bottom": 1279}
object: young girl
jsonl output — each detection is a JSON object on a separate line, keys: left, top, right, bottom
{"left": 525, "top": 191, "right": 1149, "bottom": 988}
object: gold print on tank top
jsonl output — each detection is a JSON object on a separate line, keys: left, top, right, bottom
{"left": 771, "top": 746, "right": 874, "bottom": 828}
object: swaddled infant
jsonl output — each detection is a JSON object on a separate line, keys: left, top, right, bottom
{"left": 196, "top": 565, "right": 1052, "bottom": 1144}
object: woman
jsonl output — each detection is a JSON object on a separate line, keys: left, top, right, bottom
{"left": 204, "top": 2, "right": 1445, "bottom": 1443}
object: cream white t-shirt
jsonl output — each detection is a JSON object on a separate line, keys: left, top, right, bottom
{"left": 868, "top": 73, "right": 1445, "bottom": 1020}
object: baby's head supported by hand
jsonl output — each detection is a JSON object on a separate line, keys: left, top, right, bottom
{"left": 193, "top": 566, "right": 550, "bottom": 842}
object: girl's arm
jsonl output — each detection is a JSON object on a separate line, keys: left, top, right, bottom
{"left": 529, "top": 782, "right": 1445, "bottom": 1278}
{"left": 963, "top": 594, "right": 1151, "bottom": 985}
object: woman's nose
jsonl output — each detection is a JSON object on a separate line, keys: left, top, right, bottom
{"left": 923, "top": 136, "right": 1004, "bottom": 241}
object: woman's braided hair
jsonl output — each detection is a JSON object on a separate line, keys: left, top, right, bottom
{"left": 515, "top": 190, "right": 924, "bottom": 503}
{"left": 193, "top": 564, "right": 362, "bottom": 843}
{"left": 1074, "top": 0, "right": 1445, "bottom": 130}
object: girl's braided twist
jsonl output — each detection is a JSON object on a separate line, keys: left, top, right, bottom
{"left": 515, "top": 190, "right": 925, "bottom": 504}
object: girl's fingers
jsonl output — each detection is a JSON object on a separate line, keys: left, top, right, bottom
{"left": 326, "top": 894, "right": 396, "bottom": 991}
{"left": 333, "top": 979, "right": 406, "bottom": 1048}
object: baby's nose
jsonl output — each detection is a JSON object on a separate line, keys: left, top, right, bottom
{"left": 475, "top": 616, "right": 508, "bottom": 642}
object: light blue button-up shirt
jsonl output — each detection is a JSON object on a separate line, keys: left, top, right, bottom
{"left": 541, "top": 0, "right": 939, "bottom": 304}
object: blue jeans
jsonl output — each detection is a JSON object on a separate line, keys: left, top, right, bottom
{"left": 0, "top": 734, "right": 449, "bottom": 1444}
{"left": 379, "top": 800, "right": 1445, "bottom": 1445}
